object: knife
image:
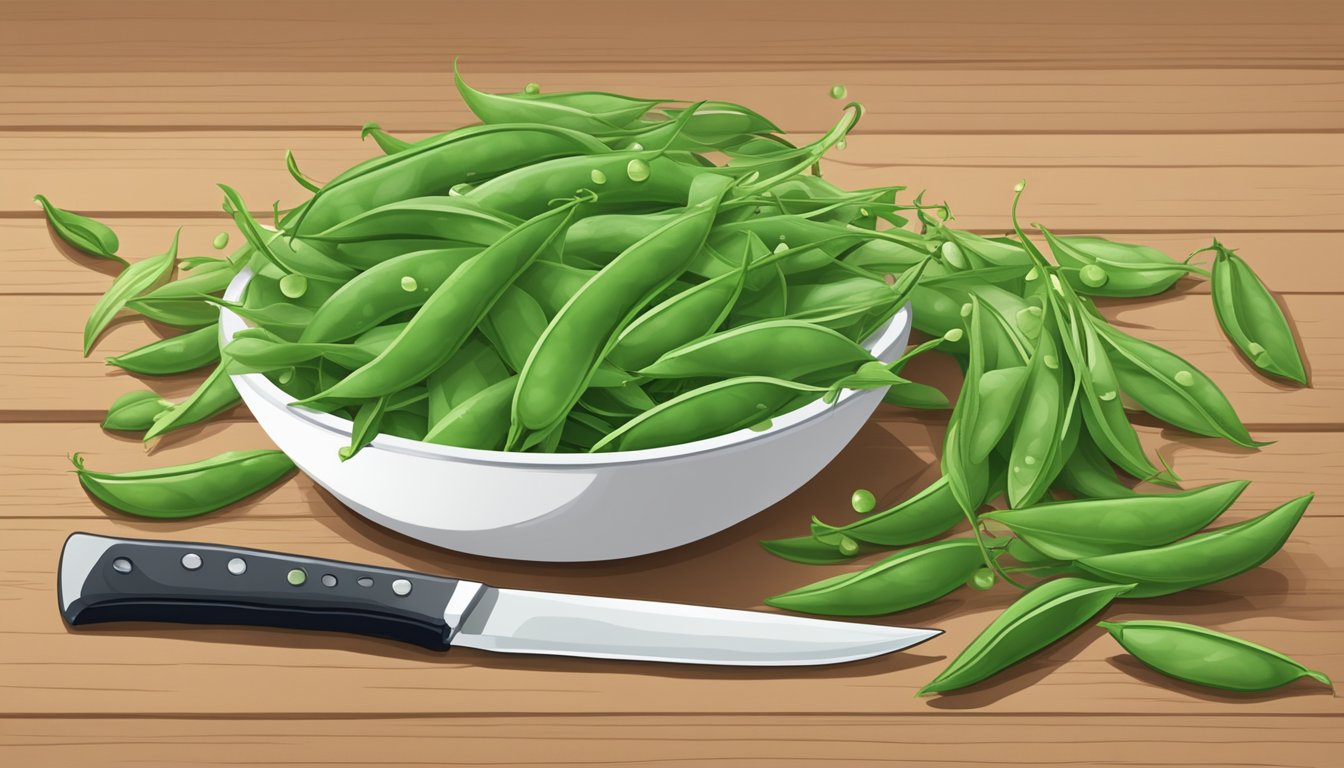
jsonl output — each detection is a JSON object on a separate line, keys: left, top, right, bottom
{"left": 58, "top": 532, "right": 939, "bottom": 665}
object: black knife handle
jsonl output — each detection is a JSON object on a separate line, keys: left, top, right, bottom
{"left": 58, "top": 533, "right": 484, "bottom": 650}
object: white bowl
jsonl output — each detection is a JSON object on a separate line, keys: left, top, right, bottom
{"left": 221, "top": 269, "right": 911, "bottom": 562}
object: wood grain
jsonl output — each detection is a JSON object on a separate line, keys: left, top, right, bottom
{"left": 1, "top": 1, "right": 1341, "bottom": 72}
{"left": 2, "top": 716, "right": 1340, "bottom": 767}
{"left": 4, "top": 69, "right": 1341, "bottom": 132}
{"left": 7, "top": 132, "right": 1341, "bottom": 232}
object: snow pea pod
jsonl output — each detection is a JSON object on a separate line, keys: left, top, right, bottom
{"left": 479, "top": 286, "right": 549, "bottom": 373}
{"left": 287, "top": 122, "right": 608, "bottom": 235}
{"left": 70, "top": 449, "right": 294, "bottom": 519}
{"left": 919, "top": 578, "right": 1134, "bottom": 695}
{"left": 300, "top": 247, "right": 480, "bottom": 343}
{"left": 34, "top": 194, "right": 124, "bottom": 265}
{"left": 1054, "top": 432, "right": 1142, "bottom": 499}
{"left": 1099, "top": 620, "right": 1332, "bottom": 692}
{"left": 469, "top": 151, "right": 706, "bottom": 220}
{"left": 514, "top": 261, "right": 597, "bottom": 316}
{"left": 126, "top": 295, "right": 218, "bottom": 328}
{"left": 143, "top": 360, "right": 241, "bottom": 441}
{"left": 561, "top": 210, "right": 683, "bottom": 268}
{"left": 219, "top": 186, "right": 356, "bottom": 283}
{"left": 301, "top": 199, "right": 581, "bottom": 403}
{"left": 1007, "top": 315, "right": 1081, "bottom": 508}
{"left": 510, "top": 176, "right": 732, "bottom": 447}
{"left": 638, "top": 319, "right": 874, "bottom": 382}
{"left": 426, "top": 338, "right": 510, "bottom": 427}
{"left": 1090, "top": 314, "right": 1263, "bottom": 448}
{"left": 1043, "top": 231, "right": 1197, "bottom": 297}
{"left": 106, "top": 324, "right": 220, "bottom": 375}
{"left": 1075, "top": 493, "right": 1313, "bottom": 598}
{"left": 765, "top": 539, "right": 984, "bottom": 617}
{"left": 102, "top": 391, "right": 172, "bottom": 432}
{"left": 1209, "top": 241, "right": 1307, "bottom": 384}
{"left": 224, "top": 335, "right": 379, "bottom": 372}
{"left": 83, "top": 231, "right": 177, "bottom": 356}
{"left": 813, "top": 476, "right": 968, "bottom": 548}
{"left": 455, "top": 66, "right": 663, "bottom": 131}
{"left": 984, "top": 480, "right": 1248, "bottom": 560}
{"left": 424, "top": 376, "right": 518, "bottom": 450}
{"left": 341, "top": 395, "right": 389, "bottom": 461}
{"left": 305, "top": 197, "right": 518, "bottom": 245}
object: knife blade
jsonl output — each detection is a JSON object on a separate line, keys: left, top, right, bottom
{"left": 58, "top": 533, "right": 939, "bottom": 665}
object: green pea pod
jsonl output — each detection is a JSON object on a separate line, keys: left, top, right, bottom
{"left": 882, "top": 381, "right": 950, "bottom": 409}
{"left": 1007, "top": 317, "right": 1081, "bottom": 508}
{"left": 219, "top": 186, "right": 356, "bottom": 283}
{"left": 590, "top": 376, "right": 824, "bottom": 453}
{"left": 82, "top": 231, "right": 178, "bottom": 355}
{"left": 470, "top": 151, "right": 706, "bottom": 220}
{"left": 102, "top": 391, "right": 172, "bottom": 432}
{"left": 511, "top": 176, "right": 732, "bottom": 447}
{"left": 225, "top": 336, "right": 376, "bottom": 373}
{"left": 382, "top": 409, "right": 428, "bottom": 441}
{"left": 305, "top": 197, "right": 518, "bottom": 245}
{"left": 1210, "top": 241, "right": 1308, "bottom": 384}
{"left": 918, "top": 578, "right": 1134, "bottom": 695}
{"left": 302, "top": 199, "right": 581, "bottom": 403}
{"left": 812, "top": 476, "right": 966, "bottom": 547}
{"left": 1054, "top": 432, "right": 1142, "bottom": 499}
{"left": 340, "top": 395, "right": 389, "bottom": 461}
{"left": 983, "top": 480, "right": 1247, "bottom": 560}
{"left": 141, "top": 258, "right": 238, "bottom": 299}
{"left": 766, "top": 539, "right": 984, "bottom": 617}
{"left": 455, "top": 65, "right": 663, "bottom": 131}
{"left": 514, "top": 261, "right": 597, "bottom": 316}
{"left": 425, "top": 376, "right": 518, "bottom": 450}
{"left": 208, "top": 298, "right": 315, "bottom": 333}
{"left": 479, "top": 286, "right": 549, "bottom": 373}
{"left": 34, "top": 194, "right": 125, "bottom": 266}
{"left": 1043, "top": 230, "right": 1195, "bottom": 297}
{"left": 426, "top": 338, "right": 511, "bottom": 427}
{"left": 143, "top": 361, "right": 242, "bottom": 442}
{"left": 639, "top": 319, "right": 875, "bottom": 382}
{"left": 1099, "top": 620, "right": 1332, "bottom": 692}
{"left": 360, "top": 121, "right": 412, "bottom": 155}
{"left": 288, "top": 122, "right": 607, "bottom": 236}
{"left": 125, "top": 295, "right": 218, "bottom": 328}
{"left": 939, "top": 228, "right": 1032, "bottom": 271}
{"left": 299, "top": 247, "right": 479, "bottom": 343}
{"left": 106, "top": 324, "right": 221, "bottom": 376}
{"left": 759, "top": 533, "right": 868, "bottom": 565}
{"left": 1075, "top": 493, "right": 1313, "bottom": 598}
{"left": 560, "top": 410, "right": 615, "bottom": 453}
{"left": 285, "top": 149, "right": 323, "bottom": 192}
{"left": 70, "top": 450, "right": 295, "bottom": 519}
{"left": 1091, "top": 314, "right": 1264, "bottom": 448}
{"left": 562, "top": 210, "right": 684, "bottom": 268}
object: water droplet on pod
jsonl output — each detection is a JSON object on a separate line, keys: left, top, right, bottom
{"left": 400, "top": 276, "right": 418, "bottom": 292}
{"left": 279, "top": 273, "right": 308, "bottom": 299}
{"left": 590, "top": 169, "right": 607, "bottom": 185}
{"left": 943, "top": 328, "right": 964, "bottom": 343}
{"left": 625, "top": 158, "right": 651, "bottom": 182}
{"left": 1174, "top": 370, "right": 1195, "bottom": 387}
{"left": 1079, "top": 264, "right": 1109, "bottom": 287}
{"left": 523, "top": 82, "right": 540, "bottom": 95}
{"left": 1099, "top": 390, "right": 1117, "bottom": 401}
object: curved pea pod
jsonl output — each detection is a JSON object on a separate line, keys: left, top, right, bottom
{"left": 639, "top": 319, "right": 875, "bottom": 383}
{"left": 340, "top": 395, "right": 390, "bottom": 461}
{"left": 301, "top": 247, "right": 478, "bottom": 343}
{"left": 1006, "top": 317, "right": 1082, "bottom": 508}
{"left": 219, "top": 186, "right": 356, "bottom": 283}
{"left": 589, "top": 376, "right": 821, "bottom": 453}
{"left": 731, "top": 263, "right": 788, "bottom": 322}
{"left": 562, "top": 210, "right": 683, "bottom": 268}
{"left": 842, "top": 236, "right": 932, "bottom": 274}
{"left": 224, "top": 336, "right": 377, "bottom": 373}
{"left": 455, "top": 65, "right": 662, "bottom": 131}
{"left": 1099, "top": 620, "right": 1332, "bottom": 692}
{"left": 125, "top": 295, "right": 219, "bottom": 328}
{"left": 1075, "top": 493, "right": 1313, "bottom": 598}
{"left": 305, "top": 197, "right": 518, "bottom": 245}
{"left": 70, "top": 449, "right": 295, "bottom": 519}
{"left": 1210, "top": 242, "right": 1307, "bottom": 384}
{"left": 426, "top": 338, "right": 510, "bottom": 426}
{"left": 1041, "top": 229, "right": 1195, "bottom": 297}
{"left": 514, "top": 261, "right": 597, "bottom": 316}
{"left": 102, "top": 391, "right": 172, "bottom": 432}
{"left": 107, "top": 324, "right": 221, "bottom": 375}
{"left": 759, "top": 534, "right": 863, "bottom": 566}
{"left": 939, "top": 228, "right": 1032, "bottom": 271}
{"left": 984, "top": 480, "right": 1247, "bottom": 561}
{"left": 510, "top": 176, "right": 732, "bottom": 447}
{"left": 787, "top": 276, "right": 897, "bottom": 318}
{"left": 918, "top": 578, "right": 1134, "bottom": 695}
{"left": 640, "top": 101, "right": 780, "bottom": 147}
{"left": 1090, "top": 314, "right": 1264, "bottom": 448}
{"left": 1054, "top": 432, "right": 1142, "bottom": 499}
{"left": 765, "top": 539, "right": 984, "bottom": 617}
{"left": 287, "top": 122, "right": 608, "bottom": 236}
{"left": 360, "top": 121, "right": 412, "bottom": 155}
{"left": 34, "top": 194, "right": 125, "bottom": 266}
{"left": 142, "top": 361, "right": 242, "bottom": 441}
{"left": 424, "top": 376, "right": 518, "bottom": 450}
{"left": 208, "top": 298, "right": 315, "bottom": 336}
{"left": 302, "top": 199, "right": 581, "bottom": 403}
{"left": 813, "top": 476, "right": 966, "bottom": 548}
{"left": 469, "top": 151, "right": 706, "bottom": 220}
{"left": 83, "top": 231, "right": 178, "bottom": 356}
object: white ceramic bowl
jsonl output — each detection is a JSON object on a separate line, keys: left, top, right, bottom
{"left": 221, "top": 269, "right": 911, "bottom": 562}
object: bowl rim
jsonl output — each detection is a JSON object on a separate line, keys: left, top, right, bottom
{"left": 221, "top": 267, "right": 910, "bottom": 468}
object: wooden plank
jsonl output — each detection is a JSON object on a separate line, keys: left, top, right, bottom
{"left": 1, "top": 1, "right": 1340, "bottom": 73}
{"left": 1, "top": 716, "right": 1340, "bottom": 767}
{"left": 2, "top": 292, "right": 1334, "bottom": 424}
{"left": 7, "top": 132, "right": 1340, "bottom": 232}
{"left": 1, "top": 511, "right": 1338, "bottom": 716}
{"left": 4, "top": 69, "right": 1342, "bottom": 132}
{"left": 8, "top": 420, "right": 1343, "bottom": 521}
{"left": 11, "top": 217, "right": 1342, "bottom": 296}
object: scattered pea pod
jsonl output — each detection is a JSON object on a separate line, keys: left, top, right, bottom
{"left": 1208, "top": 240, "right": 1308, "bottom": 384}
{"left": 71, "top": 450, "right": 295, "bottom": 519}
{"left": 106, "top": 324, "right": 221, "bottom": 375}
{"left": 34, "top": 194, "right": 124, "bottom": 265}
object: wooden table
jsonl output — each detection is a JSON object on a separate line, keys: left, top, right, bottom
{"left": 3, "top": 2, "right": 1341, "bottom": 765}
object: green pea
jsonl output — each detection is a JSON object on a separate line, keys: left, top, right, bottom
{"left": 279, "top": 273, "right": 308, "bottom": 299}
{"left": 107, "top": 324, "right": 222, "bottom": 376}
{"left": 940, "top": 240, "right": 968, "bottom": 269}
{"left": 102, "top": 391, "right": 173, "bottom": 432}
{"left": 1075, "top": 493, "right": 1313, "bottom": 598}
{"left": 850, "top": 489, "right": 876, "bottom": 514}
{"left": 34, "top": 194, "right": 125, "bottom": 266}
{"left": 984, "top": 480, "right": 1247, "bottom": 560}
{"left": 766, "top": 539, "right": 984, "bottom": 617}
{"left": 1078, "top": 263, "right": 1108, "bottom": 287}
{"left": 918, "top": 578, "right": 1134, "bottom": 695}
{"left": 212, "top": 232, "right": 230, "bottom": 250}
{"left": 759, "top": 534, "right": 863, "bottom": 565}
{"left": 70, "top": 450, "right": 294, "bottom": 519}
{"left": 1209, "top": 241, "right": 1307, "bottom": 384}
{"left": 969, "top": 568, "right": 996, "bottom": 590}
{"left": 523, "top": 82, "right": 541, "bottom": 95}
{"left": 1099, "top": 620, "right": 1332, "bottom": 692}
{"left": 829, "top": 84, "right": 847, "bottom": 99}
